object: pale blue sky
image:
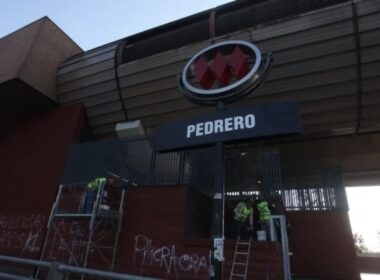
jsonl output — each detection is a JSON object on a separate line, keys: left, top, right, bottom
{"left": 347, "top": 186, "right": 380, "bottom": 252}
{"left": 0, "top": 0, "right": 233, "bottom": 51}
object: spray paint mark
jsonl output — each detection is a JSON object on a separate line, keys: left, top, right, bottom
{"left": 133, "top": 234, "right": 209, "bottom": 279}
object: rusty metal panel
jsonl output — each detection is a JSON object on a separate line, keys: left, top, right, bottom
{"left": 57, "top": 60, "right": 115, "bottom": 85}
{"left": 55, "top": 0, "right": 380, "bottom": 139}
{"left": 117, "top": 11, "right": 355, "bottom": 80}
{"left": 356, "top": 0, "right": 380, "bottom": 16}
{"left": 86, "top": 101, "right": 123, "bottom": 117}
{"left": 361, "top": 45, "right": 380, "bottom": 63}
{"left": 358, "top": 12, "right": 380, "bottom": 32}
{"left": 88, "top": 111, "right": 125, "bottom": 126}
{"left": 59, "top": 80, "right": 118, "bottom": 103}
{"left": 121, "top": 0, "right": 350, "bottom": 64}
{"left": 55, "top": 42, "right": 122, "bottom": 139}
{"left": 362, "top": 61, "right": 380, "bottom": 78}
{"left": 120, "top": 77, "right": 175, "bottom": 98}
{"left": 360, "top": 29, "right": 380, "bottom": 47}
{"left": 57, "top": 69, "right": 116, "bottom": 94}
{"left": 115, "top": 2, "right": 372, "bottom": 138}
{"left": 59, "top": 44, "right": 117, "bottom": 68}
{"left": 91, "top": 123, "right": 119, "bottom": 136}
{"left": 363, "top": 76, "right": 380, "bottom": 92}
{"left": 70, "top": 90, "right": 120, "bottom": 108}
{"left": 123, "top": 88, "right": 179, "bottom": 109}
{"left": 118, "top": 61, "right": 183, "bottom": 88}
{"left": 57, "top": 48, "right": 116, "bottom": 75}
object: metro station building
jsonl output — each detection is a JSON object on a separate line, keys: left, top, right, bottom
{"left": 1, "top": 0, "right": 380, "bottom": 279}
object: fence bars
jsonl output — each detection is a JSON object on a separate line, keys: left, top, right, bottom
{"left": 60, "top": 137, "right": 347, "bottom": 210}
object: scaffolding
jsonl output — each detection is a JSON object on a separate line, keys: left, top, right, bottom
{"left": 37, "top": 175, "right": 127, "bottom": 277}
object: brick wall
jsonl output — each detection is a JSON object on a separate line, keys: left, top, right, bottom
{"left": 0, "top": 104, "right": 85, "bottom": 257}
{"left": 287, "top": 210, "right": 360, "bottom": 279}
{"left": 115, "top": 185, "right": 283, "bottom": 280}
{"left": 117, "top": 185, "right": 209, "bottom": 279}
{"left": 358, "top": 256, "right": 380, "bottom": 274}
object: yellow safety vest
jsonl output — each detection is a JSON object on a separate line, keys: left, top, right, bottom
{"left": 257, "top": 201, "right": 271, "bottom": 221}
{"left": 234, "top": 202, "right": 252, "bottom": 222}
{"left": 87, "top": 177, "right": 106, "bottom": 192}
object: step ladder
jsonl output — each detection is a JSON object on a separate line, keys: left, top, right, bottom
{"left": 229, "top": 237, "right": 252, "bottom": 280}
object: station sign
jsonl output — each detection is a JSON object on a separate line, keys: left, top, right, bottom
{"left": 155, "top": 101, "right": 302, "bottom": 152}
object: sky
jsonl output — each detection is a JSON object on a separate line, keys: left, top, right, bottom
{"left": 345, "top": 188, "right": 379, "bottom": 280}
{"left": 346, "top": 186, "right": 380, "bottom": 252}
{"left": 0, "top": 0, "right": 234, "bottom": 51}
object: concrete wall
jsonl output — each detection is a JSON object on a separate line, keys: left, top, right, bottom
{"left": 0, "top": 17, "right": 83, "bottom": 131}
{"left": 19, "top": 18, "right": 83, "bottom": 100}
{"left": 0, "top": 19, "right": 42, "bottom": 83}
{"left": 0, "top": 17, "right": 82, "bottom": 101}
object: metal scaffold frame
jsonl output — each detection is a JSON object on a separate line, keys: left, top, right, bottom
{"left": 37, "top": 174, "right": 128, "bottom": 278}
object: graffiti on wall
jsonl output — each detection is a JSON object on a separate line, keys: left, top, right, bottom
{"left": 45, "top": 219, "right": 117, "bottom": 263}
{"left": 0, "top": 214, "right": 117, "bottom": 262}
{"left": 133, "top": 234, "right": 209, "bottom": 278}
{"left": 0, "top": 214, "right": 45, "bottom": 256}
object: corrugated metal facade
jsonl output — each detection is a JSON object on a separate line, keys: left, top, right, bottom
{"left": 56, "top": 0, "right": 380, "bottom": 140}
{"left": 57, "top": 43, "right": 124, "bottom": 137}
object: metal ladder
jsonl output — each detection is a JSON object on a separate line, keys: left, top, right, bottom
{"left": 229, "top": 237, "right": 252, "bottom": 280}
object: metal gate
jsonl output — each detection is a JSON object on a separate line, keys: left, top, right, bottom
{"left": 60, "top": 137, "right": 347, "bottom": 210}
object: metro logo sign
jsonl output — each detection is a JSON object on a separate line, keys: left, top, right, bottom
{"left": 193, "top": 46, "right": 250, "bottom": 88}
{"left": 155, "top": 40, "right": 302, "bottom": 152}
{"left": 179, "top": 40, "right": 272, "bottom": 105}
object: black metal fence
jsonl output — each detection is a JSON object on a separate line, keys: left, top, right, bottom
{"left": 281, "top": 166, "right": 348, "bottom": 211}
{"left": 61, "top": 136, "right": 190, "bottom": 186}
{"left": 61, "top": 137, "right": 347, "bottom": 210}
{"left": 224, "top": 145, "right": 282, "bottom": 199}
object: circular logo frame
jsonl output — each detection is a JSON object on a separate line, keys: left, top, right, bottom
{"left": 178, "top": 40, "right": 272, "bottom": 105}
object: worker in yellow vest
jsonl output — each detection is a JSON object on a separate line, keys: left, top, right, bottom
{"left": 233, "top": 199, "right": 254, "bottom": 239}
{"left": 257, "top": 197, "right": 272, "bottom": 240}
{"left": 82, "top": 177, "right": 107, "bottom": 213}
{"left": 87, "top": 177, "right": 106, "bottom": 191}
